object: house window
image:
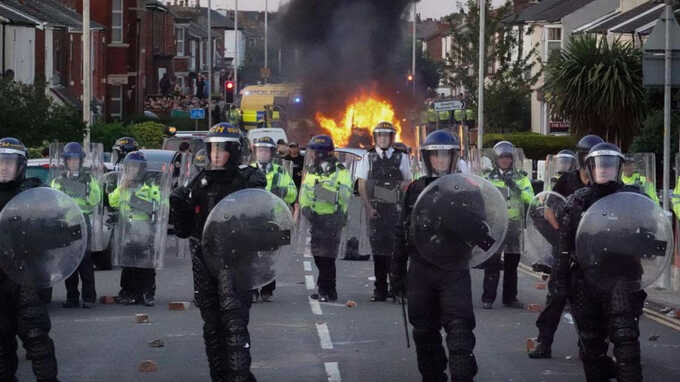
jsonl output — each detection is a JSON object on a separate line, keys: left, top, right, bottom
{"left": 546, "top": 27, "right": 562, "bottom": 61}
{"left": 108, "top": 85, "right": 123, "bottom": 120}
{"left": 176, "top": 27, "right": 185, "bottom": 57}
{"left": 112, "top": 0, "right": 123, "bottom": 43}
{"left": 190, "top": 40, "right": 197, "bottom": 71}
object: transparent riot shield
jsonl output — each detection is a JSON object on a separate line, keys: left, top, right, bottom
{"left": 356, "top": 150, "right": 407, "bottom": 258}
{"left": 294, "top": 150, "right": 355, "bottom": 258}
{"left": 98, "top": 171, "right": 120, "bottom": 254}
{"left": 48, "top": 142, "right": 106, "bottom": 252}
{"left": 336, "top": 149, "right": 372, "bottom": 259}
{"left": 202, "top": 189, "right": 294, "bottom": 290}
{"left": 411, "top": 174, "right": 509, "bottom": 269}
{"left": 523, "top": 191, "right": 567, "bottom": 273}
{"left": 544, "top": 152, "right": 578, "bottom": 192}
{"left": 576, "top": 192, "right": 673, "bottom": 291}
{"left": 112, "top": 160, "right": 172, "bottom": 269}
{"left": 0, "top": 188, "right": 87, "bottom": 288}
{"left": 622, "top": 153, "right": 658, "bottom": 203}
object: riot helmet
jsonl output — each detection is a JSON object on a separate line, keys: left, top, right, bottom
{"left": 204, "top": 123, "right": 243, "bottom": 169}
{"left": 253, "top": 136, "right": 276, "bottom": 168}
{"left": 112, "top": 137, "right": 139, "bottom": 165}
{"left": 420, "top": 130, "right": 460, "bottom": 177}
{"left": 0, "top": 137, "right": 27, "bottom": 184}
{"left": 493, "top": 140, "right": 515, "bottom": 170}
{"left": 63, "top": 142, "right": 85, "bottom": 176}
{"left": 585, "top": 143, "right": 624, "bottom": 185}
{"left": 121, "top": 151, "right": 147, "bottom": 185}
{"left": 576, "top": 134, "right": 604, "bottom": 167}
{"left": 193, "top": 148, "right": 208, "bottom": 170}
{"left": 373, "top": 121, "right": 396, "bottom": 150}
{"left": 555, "top": 149, "right": 578, "bottom": 174}
{"left": 306, "top": 135, "right": 335, "bottom": 173}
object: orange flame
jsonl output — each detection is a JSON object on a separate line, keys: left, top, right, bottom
{"left": 315, "top": 93, "right": 402, "bottom": 148}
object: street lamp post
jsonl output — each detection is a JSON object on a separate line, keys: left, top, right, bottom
{"left": 235, "top": 0, "right": 239, "bottom": 95}
{"left": 83, "top": 0, "right": 91, "bottom": 146}
{"left": 208, "top": 0, "right": 212, "bottom": 127}
{"left": 412, "top": 2, "right": 416, "bottom": 97}
{"left": 477, "top": 0, "right": 485, "bottom": 150}
{"left": 264, "top": 0, "right": 268, "bottom": 83}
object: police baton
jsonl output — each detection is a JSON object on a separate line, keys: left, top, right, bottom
{"left": 400, "top": 294, "right": 410, "bottom": 348}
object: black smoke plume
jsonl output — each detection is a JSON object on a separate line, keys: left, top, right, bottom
{"left": 276, "top": 0, "right": 417, "bottom": 122}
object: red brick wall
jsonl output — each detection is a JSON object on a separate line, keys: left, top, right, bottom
{"left": 426, "top": 36, "right": 442, "bottom": 63}
{"left": 66, "top": 32, "right": 83, "bottom": 102}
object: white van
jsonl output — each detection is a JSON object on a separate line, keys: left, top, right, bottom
{"left": 247, "top": 128, "right": 288, "bottom": 145}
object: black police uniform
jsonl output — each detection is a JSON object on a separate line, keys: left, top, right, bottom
{"left": 392, "top": 176, "right": 477, "bottom": 382}
{"left": 172, "top": 164, "right": 265, "bottom": 382}
{"left": 283, "top": 153, "right": 305, "bottom": 191}
{"left": 533, "top": 169, "right": 586, "bottom": 349}
{"left": 365, "top": 148, "right": 404, "bottom": 297}
{"left": 0, "top": 178, "right": 60, "bottom": 382}
{"left": 555, "top": 182, "right": 647, "bottom": 381}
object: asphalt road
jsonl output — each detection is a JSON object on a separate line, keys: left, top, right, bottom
{"left": 15, "top": 237, "right": 680, "bottom": 381}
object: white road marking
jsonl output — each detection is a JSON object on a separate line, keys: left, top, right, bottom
{"left": 308, "top": 297, "right": 323, "bottom": 315}
{"left": 303, "top": 261, "right": 312, "bottom": 272}
{"left": 316, "top": 323, "right": 334, "bottom": 349}
{"left": 304, "top": 245, "right": 312, "bottom": 258}
{"left": 324, "top": 362, "right": 342, "bottom": 382}
{"left": 305, "top": 275, "right": 316, "bottom": 290}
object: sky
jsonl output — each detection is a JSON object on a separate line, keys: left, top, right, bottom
{"left": 213, "top": 0, "right": 508, "bottom": 20}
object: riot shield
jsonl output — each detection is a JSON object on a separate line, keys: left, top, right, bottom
{"left": 482, "top": 147, "right": 529, "bottom": 175}
{"left": 111, "top": 160, "right": 171, "bottom": 269}
{"left": 544, "top": 153, "right": 578, "bottom": 192}
{"left": 576, "top": 192, "right": 673, "bottom": 291}
{"left": 523, "top": 191, "right": 567, "bottom": 273}
{"left": 411, "top": 174, "right": 508, "bottom": 269}
{"left": 202, "top": 189, "right": 294, "bottom": 290}
{"left": 336, "top": 150, "right": 371, "bottom": 259}
{"left": 48, "top": 142, "right": 106, "bottom": 252}
{"left": 0, "top": 187, "right": 87, "bottom": 288}
{"left": 294, "top": 151, "right": 355, "bottom": 258}
{"left": 623, "top": 153, "right": 658, "bottom": 203}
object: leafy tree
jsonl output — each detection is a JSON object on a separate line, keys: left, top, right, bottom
{"left": 442, "top": 0, "right": 540, "bottom": 132}
{"left": 544, "top": 34, "right": 646, "bottom": 147}
{"left": 0, "top": 78, "right": 85, "bottom": 146}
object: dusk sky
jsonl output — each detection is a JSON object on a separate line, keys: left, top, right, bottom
{"left": 213, "top": 0, "right": 509, "bottom": 20}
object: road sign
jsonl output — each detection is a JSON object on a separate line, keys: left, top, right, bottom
{"left": 190, "top": 108, "right": 206, "bottom": 120}
{"left": 434, "top": 99, "right": 464, "bottom": 112}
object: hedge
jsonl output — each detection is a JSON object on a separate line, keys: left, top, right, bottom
{"left": 483, "top": 132, "right": 578, "bottom": 160}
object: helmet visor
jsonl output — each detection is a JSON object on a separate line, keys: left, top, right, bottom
{"left": 590, "top": 156, "right": 622, "bottom": 184}
{"left": 0, "top": 153, "right": 20, "bottom": 183}
{"left": 423, "top": 149, "right": 460, "bottom": 177}
{"left": 254, "top": 146, "right": 273, "bottom": 164}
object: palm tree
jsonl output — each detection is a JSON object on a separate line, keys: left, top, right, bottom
{"left": 544, "top": 34, "right": 646, "bottom": 147}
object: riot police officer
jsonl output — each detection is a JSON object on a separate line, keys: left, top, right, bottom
{"left": 481, "top": 141, "right": 534, "bottom": 309}
{"left": 111, "top": 136, "right": 139, "bottom": 169}
{"left": 50, "top": 142, "right": 101, "bottom": 308}
{"left": 555, "top": 142, "right": 648, "bottom": 381}
{"left": 0, "top": 137, "right": 60, "bottom": 382}
{"left": 299, "top": 135, "right": 353, "bottom": 302}
{"left": 390, "top": 130, "right": 478, "bottom": 382}
{"left": 622, "top": 155, "right": 659, "bottom": 203}
{"left": 529, "top": 135, "right": 603, "bottom": 359}
{"left": 357, "top": 122, "right": 411, "bottom": 301}
{"left": 170, "top": 123, "right": 265, "bottom": 382}
{"left": 251, "top": 136, "right": 297, "bottom": 302}
{"left": 109, "top": 152, "right": 161, "bottom": 306}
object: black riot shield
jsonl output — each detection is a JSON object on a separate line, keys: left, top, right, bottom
{"left": 202, "top": 189, "right": 294, "bottom": 290}
{"left": 0, "top": 187, "right": 87, "bottom": 288}
{"left": 576, "top": 192, "right": 673, "bottom": 291}
{"left": 411, "top": 173, "right": 508, "bottom": 269}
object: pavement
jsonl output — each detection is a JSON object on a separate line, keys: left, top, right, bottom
{"left": 14, "top": 237, "right": 680, "bottom": 382}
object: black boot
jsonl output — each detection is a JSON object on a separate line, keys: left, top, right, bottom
{"left": 370, "top": 288, "right": 388, "bottom": 302}
{"left": 62, "top": 299, "right": 80, "bottom": 308}
{"left": 528, "top": 341, "right": 552, "bottom": 359}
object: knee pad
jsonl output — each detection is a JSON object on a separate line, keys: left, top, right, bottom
{"left": 444, "top": 319, "right": 475, "bottom": 352}
{"left": 449, "top": 352, "right": 478, "bottom": 381}
{"left": 412, "top": 327, "right": 440, "bottom": 345}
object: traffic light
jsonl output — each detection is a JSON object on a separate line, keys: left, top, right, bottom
{"left": 407, "top": 73, "right": 413, "bottom": 82}
{"left": 225, "top": 80, "right": 235, "bottom": 104}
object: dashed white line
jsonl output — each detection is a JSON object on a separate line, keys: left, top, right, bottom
{"left": 308, "top": 296, "right": 323, "bottom": 315}
{"left": 305, "top": 275, "right": 316, "bottom": 290}
{"left": 316, "top": 322, "right": 334, "bottom": 349}
{"left": 303, "top": 261, "right": 312, "bottom": 272}
{"left": 304, "top": 246, "right": 312, "bottom": 258}
{"left": 324, "top": 362, "right": 342, "bottom": 382}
